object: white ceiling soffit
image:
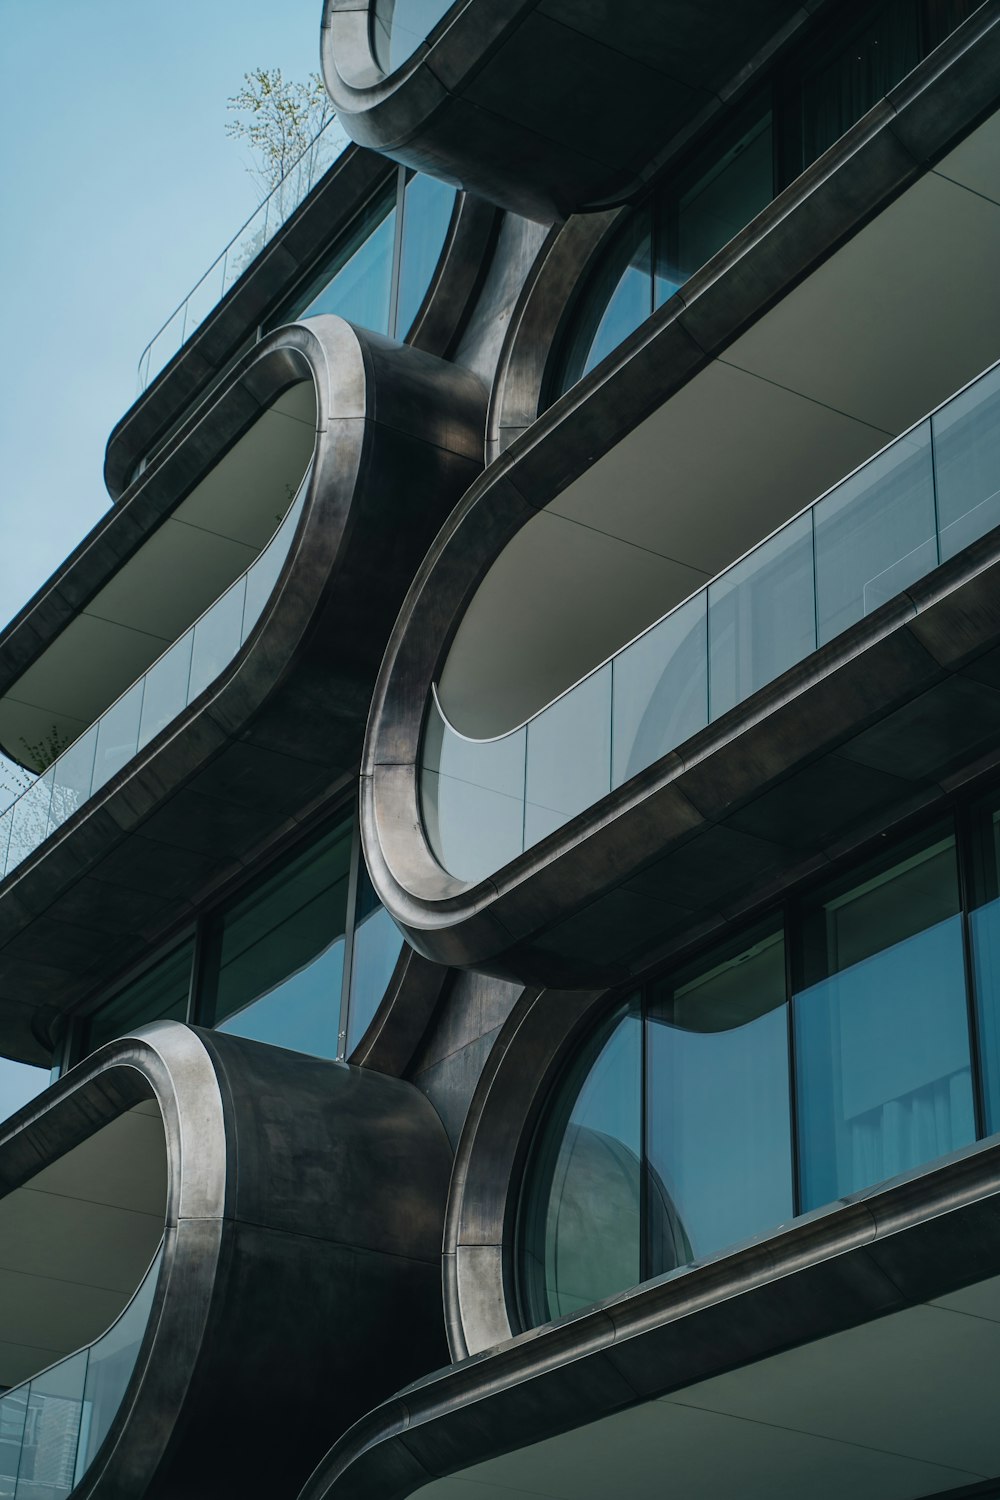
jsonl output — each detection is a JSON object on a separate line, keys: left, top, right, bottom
{"left": 0, "top": 382, "right": 317, "bottom": 765}
{"left": 421, "top": 1271, "right": 1000, "bottom": 1499}
{"left": 0, "top": 1104, "right": 166, "bottom": 1388}
{"left": 439, "top": 106, "right": 1000, "bottom": 738}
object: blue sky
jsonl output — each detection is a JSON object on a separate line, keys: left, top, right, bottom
{"left": 0, "top": 0, "right": 326, "bottom": 1108}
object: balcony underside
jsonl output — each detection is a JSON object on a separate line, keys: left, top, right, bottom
{"left": 302, "top": 1135, "right": 1000, "bottom": 1500}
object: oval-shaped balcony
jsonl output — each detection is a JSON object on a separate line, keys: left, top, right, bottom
{"left": 0, "top": 317, "right": 483, "bottom": 1064}
{"left": 0, "top": 1021, "right": 452, "bottom": 1499}
{"left": 424, "top": 361, "right": 1000, "bottom": 884}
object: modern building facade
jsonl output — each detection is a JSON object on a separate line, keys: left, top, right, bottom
{"left": 0, "top": 0, "right": 999, "bottom": 1494}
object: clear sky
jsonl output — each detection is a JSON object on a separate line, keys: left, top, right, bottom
{"left": 0, "top": 0, "right": 328, "bottom": 1111}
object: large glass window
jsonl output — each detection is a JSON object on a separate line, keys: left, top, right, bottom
{"left": 270, "top": 168, "right": 457, "bottom": 343}
{"left": 549, "top": 0, "right": 978, "bottom": 402}
{"left": 84, "top": 941, "right": 194, "bottom": 1055}
{"left": 647, "top": 925, "right": 792, "bottom": 1272}
{"left": 199, "top": 818, "right": 353, "bottom": 1058}
{"left": 75, "top": 810, "right": 407, "bottom": 1066}
{"left": 520, "top": 795, "right": 1000, "bottom": 1330}
{"left": 794, "top": 828, "right": 974, "bottom": 1208}
{"left": 520, "top": 1003, "right": 642, "bottom": 1327}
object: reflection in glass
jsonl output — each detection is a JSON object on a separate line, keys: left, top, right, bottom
{"left": 137, "top": 634, "right": 193, "bottom": 750}
{"left": 520, "top": 1003, "right": 642, "bottom": 1325}
{"left": 795, "top": 829, "right": 974, "bottom": 1208}
{"left": 657, "top": 98, "right": 773, "bottom": 295}
{"left": 346, "top": 861, "right": 404, "bottom": 1055}
{"left": 708, "top": 511, "right": 815, "bottom": 720}
{"left": 92, "top": 681, "right": 144, "bottom": 792}
{"left": 187, "top": 578, "right": 247, "bottom": 704}
{"left": 968, "top": 800, "right": 1000, "bottom": 1135}
{"left": 371, "top": 0, "right": 455, "bottom": 74}
{"left": 85, "top": 941, "right": 195, "bottom": 1054}
{"left": 5, "top": 771, "right": 54, "bottom": 874}
{"left": 16, "top": 1348, "right": 88, "bottom": 1500}
{"left": 814, "top": 421, "right": 936, "bottom": 644}
{"left": 75, "top": 1245, "right": 162, "bottom": 1482}
{"left": 277, "top": 185, "right": 397, "bottom": 332}
{"left": 647, "top": 926, "right": 792, "bottom": 1270}
{"left": 933, "top": 362, "right": 1000, "bottom": 561}
{"left": 396, "top": 173, "right": 457, "bottom": 336}
{"left": 201, "top": 814, "right": 352, "bottom": 1058}
{"left": 524, "top": 666, "right": 611, "bottom": 847}
{"left": 555, "top": 215, "right": 654, "bottom": 395}
{"left": 611, "top": 592, "right": 707, "bottom": 787}
{"left": 49, "top": 726, "right": 98, "bottom": 830}
{"left": 0, "top": 1387, "right": 28, "bottom": 1498}
{"left": 422, "top": 704, "right": 526, "bottom": 884}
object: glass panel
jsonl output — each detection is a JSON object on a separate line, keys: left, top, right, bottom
{"left": 187, "top": 577, "right": 247, "bottom": 704}
{"left": 201, "top": 815, "right": 353, "bottom": 1059}
{"left": 346, "top": 862, "right": 404, "bottom": 1056}
{"left": 48, "top": 726, "right": 98, "bottom": 834}
{"left": 520, "top": 1002, "right": 642, "bottom": 1325}
{"left": 84, "top": 940, "right": 194, "bottom": 1055}
{"left": 75, "top": 1247, "right": 161, "bottom": 1482}
{"left": 421, "top": 706, "right": 526, "bottom": 884}
{"left": 0, "top": 1389, "right": 27, "bottom": 1500}
{"left": 16, "top": 1349, "right": 88, "bottom": 1500}
{"left": 0, "top": 809, "right": 12, "bottom": 881}
{"left": 798, "top": 2, "right": 921, "bottom": 170}
{"left": 277, "top": 185, "right": 397, "bottom": 335}
{"left": 137, "top": 633, "right": 193, "bottom": 750}
{"left": 968, "top": 799, "right": 1000, "bottom": 1135}
{"left": 555, "top": 210, "right": 653, "bottom": 396}
{"left": 707, "top": 510, "right": 815, "bottom": 721}
{"left": 924, "top": 0, "right": 982, "bottom": 48}
{"left": 242, "top": 488, "right": 306, "bottom": 642}
{"left": 933, "top": 363, "right": 1000, "bottom": 561}
{"left": 524, "top": 666, "right": 612, "bottom": 848}
{"left": 794, "top": 828, "right": 974, "bottom": 1209}
{"left": 372, "top": 0, "right": 455, "bottom": 73}
{"left": 92, "top": 681, "right": 144, "bottom": 793}
{"left": 814, "top": 420, "right": 937, "bottom": 645}
{"left": 646, "top": 925, "right": 792, "bottom": 1271}
{"left": 395, "top": 174, "right": 457, "bottom": 337}
{"left": 611, "top": 592, "right": 708, "bottom": 788}
{"left": 5, "top": 771, "right": 54, "bottom": 875}
{"left": 657, "top": 97, "right": 774, "bottom": 294}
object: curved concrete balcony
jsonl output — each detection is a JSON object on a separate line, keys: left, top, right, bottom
{"left": 361, "top": 64, "right": 1000, "bottom": 984}
{"left": 0, "top": 317, "right": 483, "bottom": 1064}
{"left": 0, "top": 1021, "right": 450, "bottom": 1499}
{"left": 320, "top": 0, "right": 809, "bottom": 221}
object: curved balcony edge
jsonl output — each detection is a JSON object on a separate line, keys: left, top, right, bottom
{"left": 297, "top": 1125, "right": 1000, "bottom": 1500}
{"left": 0, "top": 1019, "right": 452, "bottom": 1500}
{"left": 0, "top": 316, "right": 485, "bottom": 1065}
{"left": 320, "top": 0, "right": 818, "bottom": 223}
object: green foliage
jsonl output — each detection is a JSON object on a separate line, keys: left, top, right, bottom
{"left": 226, "top": 68, "right": 335, "bottom": 202}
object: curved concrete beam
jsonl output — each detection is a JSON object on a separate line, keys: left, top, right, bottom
{"left": 0, "top": 316, "right": 484, "bottom": 1063}
{"left": 0, "top": 1020, "right": 451, "bottom": 1500}
{"left": 359, "top": 22, "right": 1000, "bottom": 984}
{"left": 320, "top": 0, "right": 811, "bottom": 222}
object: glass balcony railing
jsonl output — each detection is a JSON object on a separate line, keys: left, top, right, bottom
{"left": 0, "top": 1241, "right": 162, "bottom": 1500}
{"left": 0, "top": 476, "right": 310, "bottom": 885}
{"left": 422, "top": 360, "right": 1000, "bottom": 884}
{"left": 137, "top": 114, "right": 349, "bottom": 393}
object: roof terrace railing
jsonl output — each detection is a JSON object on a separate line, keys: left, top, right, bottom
{"left": 136, "top": 114, "right": 349, "bottom": 393}
{"left": 0, "top": 476, "right": 310, "bottom": 886}
{"left": 0, "top": 1240, "right": 162, "bottom": 1499}
{"left": 422, "top": 359, "right": 1000, "bottom": 884}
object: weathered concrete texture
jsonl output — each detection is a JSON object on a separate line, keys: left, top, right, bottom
{"left": 322, "top": 0, "right": 816, "bottom": 221}
{"left": 408, "top": 969, "right": 524, "bottom": 1150}
{"left": 0, "top": 1022, "right": 453, "bottom": 1500}
{"left": 0, "top": 318, "right": 485, "bottom": 1064}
